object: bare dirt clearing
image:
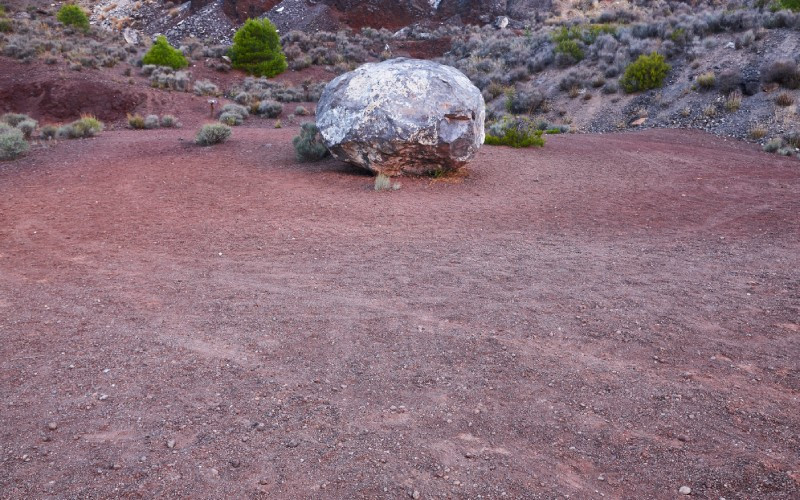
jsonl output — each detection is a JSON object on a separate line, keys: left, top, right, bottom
{"left": 1, "top": 127, "right": 799, "bottom": 498}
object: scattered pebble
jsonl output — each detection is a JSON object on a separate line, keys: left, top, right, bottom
{"left": 411, "top": 490, "right": 420, "bottom": 499}
{"left": 679, "top": 485, "right": 692, "bottom": 495}
{"left": 47, "top": 422, "right": 58, "bottom": 431}
{"left": 286, "top": 439, "right": 299, "bottom": 448}
{"left": 167, "top": 439, "right": 176, "bottom": 449}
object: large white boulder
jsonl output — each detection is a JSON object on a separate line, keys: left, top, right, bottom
{"left": 316, "top": 58, "right": 485, "bottom": 176}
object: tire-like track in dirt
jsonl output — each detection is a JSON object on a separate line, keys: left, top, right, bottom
{"left": 1, "top": 127, "right": 798, "bottom": 498}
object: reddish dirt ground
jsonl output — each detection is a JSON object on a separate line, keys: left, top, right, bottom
{"left": 1, "top": 123, "right": 799, "bottom": 498}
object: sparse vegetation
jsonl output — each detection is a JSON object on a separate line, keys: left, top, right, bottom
{"left": 374, "top": 173, "right": 401, "bottom": 191}
{"left": 228, "top": 18, "right": 288, "bottom": 78}
{"left": 258, "top": 100, "right": 283, "bottom": 118}
{"left": 725, "top": 91, "right": 742, "bottom": 112}
{"left": 292, "top": 123, "right": 329, "bottom": 162}
{"left": 144, "top": 115, "right": 160, "bottom": 129}
{"left": 219, "top": 112, "right": 243, "bottom": 126}
{"left": 142, "top": 35, "right": 188, "bottom": 70}
{"left": 56, "top": 4, "right": 90, "bottom": 33}
{"left": 484, "top": 117, "right": 546, "bottom": 148}
{"left": 57, "top": 116, "right": 103, "bottom": 139}
{"left": 764, "top": 60, "right": 800, "bottom": 89}
{"left": 763, "top": 138, "right": 783, "bottom": 153}
{"left": 0, "top": 125, "right": 29, "bottom": 160}
{"left": 193, "top": 80, "right": 219, "bottom": 96}
{"left": 195, "top": 123, "right": 231, "bottom": 146}
{"left": 16, "top": 119, "right": 38, "bottom": 139}
{"left": 696, "top": 71, "right": 716, "bottom": 90}
{"left": 749, "top": 123, "right": 768, "bottom": 139}
{"left": 775, "top": 92, "right": 795, "bottom": 106}
{"left": 2, "top": 113, "right": 30, "bottom": 127}
{"left": 620, "top": 53, "right": 671, "bottom": 93}
{"left": 40, "top": 125, "right": 58, "bottom": 140}
{"left": 160, "top": 115, "right": 179, "bottom": 128}
{"left": 127, "top": 113, "right": 146, "bottom": 129}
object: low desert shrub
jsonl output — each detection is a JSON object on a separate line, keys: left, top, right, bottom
{"left": 258, "top": 100, "right": 282, "bottom": 118}
{"left": 717, "top": 69, "right": 743, "bottom": 94}
{"left": 142, "top": 35, "right": 188, "bottom": 70}
{"left": 763, "top": 60, "right": 800, "bottom": 89}
{"left": 193, "top": 79, "right": 219, "bottom": 96}
{"left": 484, "top": 117, "right": 545, "bottom": 148}
{"left": 221, "top": 103, "right": 249, "bottom": 119}
{"left": 696, "top": 71, "right": 716, "bottom": 90}
{"left": 784, "top": 130, "right": 800, "bottom": 148}
{"left": 57, "top": 116, "right": 103, "bottom": 139}
{"left": 295, "top": 105, "right": 309, "bottom": 116}
{"left": 763, "top": 138, "right": 783, "bottom": 153}
{"left": 144, "top": 114, "right": 160, "bottom": 129}
{"left": 292, "top": 123, "right": 329, "bottom": 161}
{"left": 160, "top": 115, "right": 178, "bottom": 128}
{"left": 554, "top": 39, "right": 584, "bottom": 65}
{"left": 40, "top": 124, "right": 58, "bottom": 140}
{"left": 1, "top": 113, "right": 30, "bottom": 127}
{"left": 749, "top": 123, "right": 768, "bottom": 139}
{"left": 775, "top": 92, "right": 795, "bottom": 106}
{"left": 620, "top": 53, "right": 670, "bottom": 93}
{"left": 16, "top": 118, "right": 37, "bottom": 139}
{"left": 508, "top": 86, "right": 544, "bottom": 114}
{"left": 725, "top": 91, "right": 742, "bottom": 112}
{"left": 219, "top": 112, "right": 243, "bottom": 126}
{"left": 374, "top": 173, "right": 400, "bottom": 191}
{"left": 0, "top": 126, "right": 29, "bottom": 160}
{"left": 195, "top": 123, "right": 231, "bottom": 145}
{"left": 127, "top": 113, "right": 146, "bottom": 129}
{"left": 56, "top": 4, "right": 89, "bottom": 33}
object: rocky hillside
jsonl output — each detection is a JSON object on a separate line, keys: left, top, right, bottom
{"left": 2, "top": 0, "right": 799, "bottom": 159}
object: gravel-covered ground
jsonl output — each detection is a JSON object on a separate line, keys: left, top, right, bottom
{"left": 1, "top": 121, "right": 798, "bottom": 498}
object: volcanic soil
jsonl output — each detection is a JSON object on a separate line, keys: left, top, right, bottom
{"left": 1, "top": 115, "right": 799, "bottom": 498}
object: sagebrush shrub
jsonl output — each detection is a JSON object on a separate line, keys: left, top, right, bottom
{"left": 292, "top": 123, "right": 329, "bottom": 161}
{"left": 763, "top": 138, "right": 783, "bottom": 153}
{"left": 717, "top": 69, "right": 742, "bottom": 94}
{"left": 219, "top": 112, "right": 243, "bottom": 126}
{"left": 0, "top": 126, "right": 28, "bottom": 160}
{"left": 160, "top": 115, "right": 178, "bottom": 128}
{"left": 16, "top": 119, "right": 37, "bottom": 139}
{"left": 196, "top": 123, "right": 231, "bottom": 145}
{"left": 220, "top": 103, "right": 248, "bottom": 119}
{"left": 193, "top": 79, "right": 219, "bottom": 96}
{"left": 620, "top": 53, "right": 671, "bottom": 93}
{"left": 1, "top": 113, "right": 30, "bottom": 127}
{"left": 258, "top": 100, "right": 283, "bottom": 118}
{"left": 228, "top": 18, "right": 288, "bottom": 78}
{"left": 764, "top": 60, "right": 800, "bottom": 89}
{"left": 40, "top": 124, "right": 57, "bottom": 140}
{"left": 142, "top": 35, "right": 188, "bottom": 70}
{"left": 57, "top": 116, "right": 103, "bottom": 139}
{"left": 56, "top": 4, "right": 89, "bottom": 33}
{"left": 144, "top": 115, "right": 160, "bottom": 129}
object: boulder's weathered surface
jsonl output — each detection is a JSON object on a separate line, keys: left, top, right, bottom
{"left": 316, "top": 58, "right": 485, "bottom": 176}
